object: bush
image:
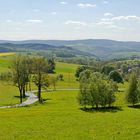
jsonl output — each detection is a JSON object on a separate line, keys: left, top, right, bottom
{"left": 109, "top": 70, "right": 123, "bottom": 83}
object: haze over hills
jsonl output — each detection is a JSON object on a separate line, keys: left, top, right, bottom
{"left": 0, "top": 39, "right": 140, "bottom": 59}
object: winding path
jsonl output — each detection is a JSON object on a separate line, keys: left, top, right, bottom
{"left": 0, "top": 88, "right": 80, "bottom": 109}
{"left": 0, "top": 91, "right": 38, "bottom": 109}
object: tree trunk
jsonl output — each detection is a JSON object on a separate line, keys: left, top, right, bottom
{"left": 38, "top": 84, "right": 41, "bottom": 103}
{"left": 95, "top": 103, "right": 98, "bottom": 109}
{"left": 23, "top": 86, "right": 26, "bottom": 98}
{"left": 19, "top": 89, "right": 23, "bottom": 103}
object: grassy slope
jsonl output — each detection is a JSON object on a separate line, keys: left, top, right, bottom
{"left": 0, "top": 55, "right": 22, "bottom": 106}
{"left": 0, "top": 90, "right": 140, "bottom": 140}
{"left": 0, "top": 55, "right": 140, "bottom": 139}
{"left": 54, "top": 62, "right": 79, "bottom": 88}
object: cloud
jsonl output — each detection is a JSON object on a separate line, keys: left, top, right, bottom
{"left": 104, "top": 13, "right": 113, "bottom": 17}
{"left": 101, "top": 15, "right": 140, "bottom": 22}
{"left": 111, "top": 16, "right": 140, "bottom": 21}
{"left": 65, "top": 20, "right": 87, "bottom": 26}
{"left": 26, "top": 19, "right": 43, "bottom": 23}
{"left": 60, "top": 1, "right": 67, "bottom": 5}
{"left": 96, "top": 21, "right": 113, "bottom": 25}
{"left": 78, "top": 3, "right": 96, "bottom": 8}
{"left": 51, "top": 12, "right": 57, "bottom": 15}
{"left": 98, "top": 15, "right": 140, "bottom": 31}
{"left": 106, "top": 25, "right": 125, "bottom": 30}
{"left": 103, "top": 1, "right": 109, "bottom": 4}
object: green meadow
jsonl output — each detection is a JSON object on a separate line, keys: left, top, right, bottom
{"left": 0, "top": 55, "right": 140, "bottom": 140}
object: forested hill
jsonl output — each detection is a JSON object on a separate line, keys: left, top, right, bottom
{"left": 0, "top": 43, "right": 96, "bottom": 58}
{"left": 1, "top": 39, "right": 140, "bottom": 59}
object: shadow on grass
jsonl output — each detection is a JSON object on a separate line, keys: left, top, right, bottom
{"left": 128, "top": 104, "right": 140, "bottom": 109}
{"left": 14, "top": 96, "right": 20, "bottom": 98}
{"left": 42, "top": 98, "right": 52, "bottom": 102}
{"left": 14, "top": 96, "right": 26, "bottom": 99}
{"left": 80, "top": 106, "right": 123, "bottom": 113}
{"left": 36, "top": 98, "right": 53, "bottom": 105}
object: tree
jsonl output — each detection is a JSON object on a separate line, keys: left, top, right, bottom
{"left": 89, "top": 73, "right": 102, "bottom": 108}
{"left": 32, "top": 57, "right": 49, "bottom": 102}
{"left": 78, "top": 71, "right": 116, "bottom": 109}
{"left": 77, "top": 70, "right": 91, "bottom": 108}
{"left": 102, "top": 65, "right": 115, "bottom": 75}
{"left": 57, "top": 74, "right": 64, "bottom": 81}
{"left": 126, "top": 72, "right": 140, "bottom": 106}
{"left": 11, "top": 56, "right": 30, "bottom": 103}
{"left": 75, "top": 66, "right": 88, "bottom": 78}
{"left": 89, "top": 73, "right": 116, "bottom": 108}
{"left": 106, "top": 81, "right": 117, "bottom": 107}
{"left": 109, "top": 70, "right": 123, "bottom": 83}
{"left": 47, "top": 58, "right": 55, "bottom": 73}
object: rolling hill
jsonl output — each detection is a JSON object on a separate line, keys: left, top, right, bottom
{"left": 0, "top": 39, "right": 140, "bottom": 59}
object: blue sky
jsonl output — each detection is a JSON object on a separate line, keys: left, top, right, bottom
{"left": 0, "top": 0, "right": 140, "bottom": 41}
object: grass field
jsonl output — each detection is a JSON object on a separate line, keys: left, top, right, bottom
{"left": 0, "top": 90, "right": 140, "bottom": 140}
{"left": 0, "top": 55, "right": 140, "bottom": 139}
{"left": 0, "top": 52, "right": 15, "bottom": 57}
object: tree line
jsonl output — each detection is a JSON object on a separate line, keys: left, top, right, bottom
{"left": 77, "top": 66, "right": 140, "bottom": 109}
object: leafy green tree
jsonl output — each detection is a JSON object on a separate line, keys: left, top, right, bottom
{"left": 89, "top": 73, "right": 102, "bottom": 108}
{"left": 78, "top": 71, "right": 116, "bottom": 109}
{"left": 11, "top": 56, "right": 30, "bottom": 103}
{"left": 121, "top": 64, "right": 128, "bottom": 74}
{"left": 57, "top": 74, "right": 64, "bottom": 81}
{"left": 32, "top": 57, "right": 49, "bottom": 102}
{"left": 109, "top": 71, "right": 123, "bottom": 83}
{"left": 102, "top": 65, "right": 115, "bottom": 75}
{"left": 75, "top": 66, "right": 88, "bottom": 78}
{"left": 89, "top": 73, "right": 116, "bottom": 108}
{"left": 47, "top": 58, "right": 55, "bottom": 73}
{"left": 78, "top": 70, "right": 91, "bottom": 108}
{"left": 126, "top": 72, "right": 140, "bottom": 106}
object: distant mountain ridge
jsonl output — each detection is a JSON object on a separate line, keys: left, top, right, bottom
{"left": 0, "top": 39, "right": 140, "bottom": 59}
{"left": 0, "top": 42, "right": 96, "bottom": 58}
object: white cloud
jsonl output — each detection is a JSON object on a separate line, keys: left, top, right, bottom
{"left": 60, "top": 1, "right": 67, "bottom": 5}
{"left": 104, "top": 13, "right": 113, "bottom": 17}
{"left": 98, "top": 15, "right": 140, "bottom": 31}
{"left": 78, "top": 3, "right": 96, "bottom": 8}
{"left": 111, "top": 15, "right": 140, "bottom": 21}
{"left": 103, "top": 1, "right": 109, "bottom": 4}
{"left": 65, "top": 20, "right": 87, "bottom": 26}
{"left": 96, "top": 21, "right": 113, "bottom": 25}
{"left": 106, "top": 25, "right": 125, "bottom": 30}
{"left": 101, "top": 18, "right": 110, "bottom": 21}
{"left": 27, "top": 19, "right": 43, "bottom": 23}
{"left": 51, "top": 12, "right": 57, "bottom": 15}
{"left": 101, "top": 15, "right": 140, "bottom": 22}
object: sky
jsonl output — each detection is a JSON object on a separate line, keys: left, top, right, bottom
{"left": 0, "top": 0, "right": 140, "bottom": 41}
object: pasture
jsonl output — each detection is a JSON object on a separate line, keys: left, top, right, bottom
{"left": 0, "top": 55, "right": 140, "bottom": 140}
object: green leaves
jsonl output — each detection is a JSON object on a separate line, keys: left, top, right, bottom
{"left": 78, "top": 71, "right": 117, "bottom": 108}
